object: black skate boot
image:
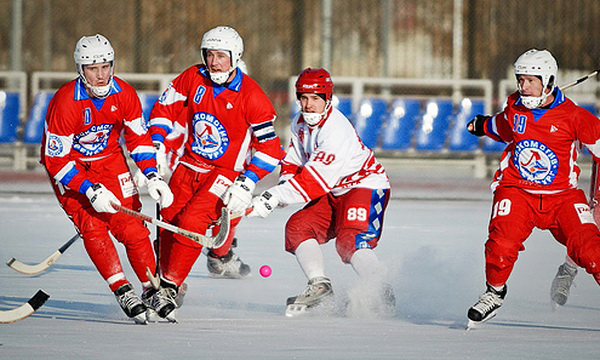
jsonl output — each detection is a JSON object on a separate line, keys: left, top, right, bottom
{"left": 550, "top": 263, "right": 578, "bottom": 308}
{"left": 467, "top": 283, "right": 507, "bottom": 329}
{"left": 286, "top": 276, "right": 334, "bottom": 317}
{"left": 142, "top": 279, "right": 178, "bottom": 323}
{"left": 207, "top": 249, "right": 251, "bottom": 279}
{"left": 114, "top": 283, "right": 148, "bottom": 324}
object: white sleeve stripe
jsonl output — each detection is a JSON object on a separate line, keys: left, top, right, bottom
{"left": 149, "top": 117, "right": 173, "bottom": 130}
{"left": 54, "top": 161, "right": 76, "bottom": 182}
{"left": 253, "top": 151, "right": 280, "bottom": 167}
{"left": 131, "top": 145, "right": 155, "bottom": 155}
{"left": 124, "top": 117, "right": 147, "bottom": 136}
{"left": 584, "top": 140, "right": 600, "bottom": 158}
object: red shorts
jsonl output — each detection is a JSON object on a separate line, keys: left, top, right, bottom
{"left": 285, "top": 188, "right": 390, "bottom": 263}
{"left": 485, "top": 187, "right": 600, "bottom": 286}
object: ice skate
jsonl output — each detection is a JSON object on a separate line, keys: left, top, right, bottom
{"left": 175, "top": 282, "right": 188, "bottom": 308}
{"left": 285, "top": 276, "right": 334, "bottom": 317}
{"left": 114, "top": 283, "right": 148, "bottom": 325}
{"left": 207, "top": 249, "right": 251, "bottom": 279}
{"left": 550, "top": 263, "right": 577, "bottom": 308}
{"left": 142, "top": 279, "right": 178, "bottom": 323}
{"left": 466, "top": 283, "right": 506, "bottom": 329}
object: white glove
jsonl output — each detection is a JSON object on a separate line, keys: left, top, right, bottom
{"left": 248, "top": 191, "right": 279, "bottom": 218}
{"left": 133, "top": 169, "right": 147, "bottom": 188}
{"left": 223, "top": 174, "right": 256, "bottom": 213}
{"left": 146, "top": 172, "right": 174, "bottom": 208}
{"left": 85, "top": 183, "right": 121, "bottom": 214}
{"left": 154, "top": 141, "right": 170, "bottom": 177}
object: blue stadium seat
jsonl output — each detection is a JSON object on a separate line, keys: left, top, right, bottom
{"left": 448, "top": 99, "right": 485, "bottom": 152}
{"left": 482, "top": 137, "right": 506, "bottom": 153}
{"left": 414, "top": 99, "right": 453, "bottom": 151}
{"left": 352, "top": 98, "right": 387, "bottom": 149}
{"left": 381, "top": 98, "right": 420, "bottom": 151}
{"left": 334, "top": 96, "right": 352, "bottom": 118}
{"left": 138, "top": 93, "right": 160, "bottom": 123}
{"left": 0, "top": 91, "right": 21, "bottom": 143}
{"left": 23, "top": 91, "right": 54, "bottom": 144}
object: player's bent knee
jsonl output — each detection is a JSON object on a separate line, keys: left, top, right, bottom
{"left": 484, "top": 238, "right": 520, "bottom": 272}
{"left": 567, "top": 226, "right": 600, "bottom": 276}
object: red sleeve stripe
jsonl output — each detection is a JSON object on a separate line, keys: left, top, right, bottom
{"left": 288, "top": 178, "right": 311, "bottom": 202}
{"left": 305, "top": 165, "right": 331, "bottom": 191}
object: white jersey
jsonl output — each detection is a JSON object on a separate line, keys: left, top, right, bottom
{"left": 270, "top": 107, "right": 390, "bottom": 206}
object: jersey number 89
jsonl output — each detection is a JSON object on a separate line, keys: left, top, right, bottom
{"left": 347, "top": 207, "right": 368, "bottom": 222}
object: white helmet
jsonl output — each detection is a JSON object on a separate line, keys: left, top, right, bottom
{"left": 74, "top": 34, "right": 115, "bottom": 98}
{"left": 201, "top": 26, "right": 244, "bottom": 84}
{"left": 513, "top": 49, "right": 558, "bottom": 109}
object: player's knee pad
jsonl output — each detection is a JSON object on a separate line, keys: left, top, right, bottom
{"left": 566, "top": 225, "right": 600, "bottom": 276}
{"left": 110, "top": 215, "right": 150, "bottom": 247}
{"left": 285, "top": 216, "right": 316, "bottom": 253}
{"left": 484, "top": 238, "right": 521, "bottom": 273}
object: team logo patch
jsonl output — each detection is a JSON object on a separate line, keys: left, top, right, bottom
{"left": 46, "top": 135, "right": 64, "bottom": 156}
{"left": 191, "top": 112, "right": 229, "bottom": 160}
{"left": 513, "top": 139, "right": 559, "bottom": 185}
{"left": 574, "top": 203, "right": 595, "bottom": 224}
{"left": 73, "top": 124, "right": 114, "bottom": 156}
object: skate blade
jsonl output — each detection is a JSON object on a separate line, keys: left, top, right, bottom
{"left": 285, "top": 304, "right": 308, "bottom": 317}
{"left": 146, "top": 308, "right": 160, "bottom": 323}
{"left": 132, "top": 313, "right": 148, "bottom": 325}
{"left": 465, "top": 312, "right": 497, "bottom": 330}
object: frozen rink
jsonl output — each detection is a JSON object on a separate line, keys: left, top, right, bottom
{"left": 1, "top": 161, "right": 600, "bottom": 359}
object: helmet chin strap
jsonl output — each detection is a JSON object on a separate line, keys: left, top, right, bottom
{"left": 302, "top": 101, "right": 332, "bottom": 127}
{"left": 209, "top": 67, "right": 235, "bottom": 85}
{"left": 80, "top": 67, "right": 114, "bottom": 99}
{"left": 519, "top": 87, "right": 553, "bottom": 109}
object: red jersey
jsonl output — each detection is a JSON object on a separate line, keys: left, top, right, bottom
{"left": 483, "top": 89, "right": 600, "bottom": 193}
{"left": 149, "top": 65, "right": 283, "bottom": 182}
{"left": 41, "top": 77, "right": 158, "bottom": 194}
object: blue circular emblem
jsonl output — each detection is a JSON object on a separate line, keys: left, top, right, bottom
{"left": 47, "top": 134, "right": 64, "bottom": 156}
{"left": 73, "top": 124, "right": 113, "bottom": 156}
{"left": 513, "top": 139, "right": 559, "bottom": 185}
{"left": 191, "top": 112, "right": 229, "bottom": 160}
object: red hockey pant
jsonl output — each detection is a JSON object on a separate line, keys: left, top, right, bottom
{"left": 158, "top": 164, "right": 240, "bottom": 286}
{"left": 285, "top": 188, "right": 390, "bottom": 264}
{"left": 49, "top": 154, "right": 154, "bottom": 292}
{"left": 485, "top": 187, "right": 600, "bottom": 287}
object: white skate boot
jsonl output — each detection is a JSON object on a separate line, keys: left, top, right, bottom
{"left": 550, "top": 263, "right": 578, "bottom": 308}
{"left": 467, "top": 283, "right": 507, "bottom": 329}
{"left": 285, "top": 276, "right": 334, "bottom": 317}
{"left": 207, "top": 249, "right": 251, "bottom": 279}
{"left": 114, "top": 283, "right": 148, "bottom": 325}
{"left": 142, "top": 279, "right": 178, "bottom": 323}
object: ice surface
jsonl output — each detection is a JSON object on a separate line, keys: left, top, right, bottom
{"left": 1, "top": 192, "right": 600, "bottom": 359}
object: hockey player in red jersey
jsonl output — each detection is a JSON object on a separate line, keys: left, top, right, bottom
{"left": 147, "top": 26, "right": 283, "bottom": 320}
{"left": 465, "top": 48, "right": 600, "bottom": 327}
{"left": 41, "top": 34, "right": 174, "bottom": 324}
{"left": 248, "top": 68, "right": 394, "bottom": 317}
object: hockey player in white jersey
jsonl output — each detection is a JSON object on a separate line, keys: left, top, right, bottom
{"left": 248, "top": 68, "right": 394, "bottom": 316}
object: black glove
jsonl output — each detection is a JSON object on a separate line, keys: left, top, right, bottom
{"left": 466, "top": 114, "right": 489, "bottom": 137}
